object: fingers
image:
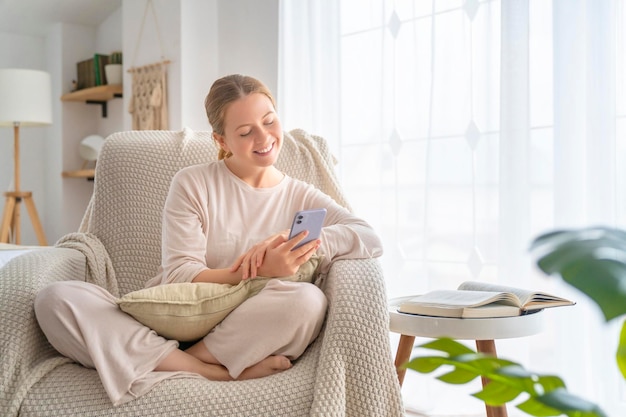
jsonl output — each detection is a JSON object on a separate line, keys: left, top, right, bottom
{"left": 236, "top": 231, "right": 317, "bottom": 280}
{"left": 230, "top": 254, "right": 245, "bottom": 272}
{"left": 287, "top": 230, "right": 309, "bottom": 251}
{"left": 291, "top": 238, "right": 321, "bottom": 259}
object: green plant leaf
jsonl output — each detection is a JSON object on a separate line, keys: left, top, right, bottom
{"left": 530, "top": 227, "right": 626, "bottom": 321}
{"left": 561, "top": 260, "right": 626, "bottom": 320}
{"left": 418, "top": 337, "right": 475, "bottom": 355}
{"left": 497, "top": 364, "right": 535, "bottom": 378}
{"left": 471, "top": 356, "right": 519, "bottom": 373}
{"left": 437, "top": 367, "right": 479, "bottom": 384}
{"left": 405, "top": 356, "right": 447, "bottom": 374}
{"left": 617, "top": 319, "right": 626, "bottom": 380}
{"left": 406, "top": 336, "right": 605, "bottom": 417}
{"left": 472, "top": 380, "right": 524, "bottom": 404}
{"left": 516, "top": 396, "right": 565, "bottom": 417}
{"left": 532, "top": 375, "right": 567, "bottom": 393}
{"left": 538, "top": 388, "right": 608, "bottom": 417}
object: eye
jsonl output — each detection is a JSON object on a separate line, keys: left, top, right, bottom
{"left": 240, "top": 130, "right": 251, "bottom": 137}
{"left": 264, "top": 118, "right": 274, "bottom": 125}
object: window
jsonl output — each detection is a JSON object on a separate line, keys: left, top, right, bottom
{"left": 280, "top": 1, "right": 626, "bottom": 415}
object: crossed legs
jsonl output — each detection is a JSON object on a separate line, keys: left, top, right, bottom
{"left": 156, "top": 279, "right": 327, "bottom": 380}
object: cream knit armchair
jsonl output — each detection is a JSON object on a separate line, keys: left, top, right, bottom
{"left": 0, "top": 128, "right": 404, "bottom": 417}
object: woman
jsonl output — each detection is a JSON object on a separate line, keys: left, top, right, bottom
{"left": 34, "top": 74, "right": 382, "bottom": 405}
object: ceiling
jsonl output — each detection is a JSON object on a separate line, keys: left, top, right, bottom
{"left": 0, "top": 0, "right": 122, "bottom": 37}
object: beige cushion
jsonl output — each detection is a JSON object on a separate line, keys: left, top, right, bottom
{"left": 117, "top": 256, "right": 322, "bottom": 341}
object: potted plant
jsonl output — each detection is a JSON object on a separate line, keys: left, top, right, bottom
{"left": 105, "top": 51, "right": 123, "bottom": 85}
{"left": 404, "top": 226, "right": 625, "bottom": 417}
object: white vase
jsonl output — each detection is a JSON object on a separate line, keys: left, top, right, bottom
{"left": 105, "top": 64, "right": 123, "bottom": 85}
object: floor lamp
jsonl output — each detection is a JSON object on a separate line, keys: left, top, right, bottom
{"left": 0, "top": 69, "right": 52, "bottom": 246}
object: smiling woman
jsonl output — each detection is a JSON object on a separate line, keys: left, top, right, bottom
{"left": 31, "top": 74, "right": 389, "bottom": 410}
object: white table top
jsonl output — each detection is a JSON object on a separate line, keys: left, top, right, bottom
{"left": 389, "top": 296, "right": 544, "bottom": 340}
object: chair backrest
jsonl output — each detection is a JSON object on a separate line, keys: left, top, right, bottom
{"left": 84, "top": 128, "right": 347, "bottom": 295}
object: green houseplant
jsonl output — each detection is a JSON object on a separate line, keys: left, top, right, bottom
{"left": 404, "top": 226, "right": 626, "bottom": 417}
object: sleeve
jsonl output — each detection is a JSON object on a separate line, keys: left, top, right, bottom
{"left": 158, "top": 168, "right": 212, "bottom": 284}
{"left": 302, "top": 184, "right": 383, "bottom": 274}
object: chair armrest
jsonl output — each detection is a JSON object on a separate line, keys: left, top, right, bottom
{"left": 0, "top": 248, "right": 86, "bottom": 415}
{"left": 312, "top": 258, "right": 404, "bottom": 417}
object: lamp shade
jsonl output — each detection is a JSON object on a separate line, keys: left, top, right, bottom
{"left": 0, "top": 68, "right": 52, "bottom": 127}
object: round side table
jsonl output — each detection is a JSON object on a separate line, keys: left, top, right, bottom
{"left": 389, "top": 296, "right": 545, "bottom": 417}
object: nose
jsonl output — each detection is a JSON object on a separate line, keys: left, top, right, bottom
{"left": 256, "top": 126, "right": 272, "bottom": 142}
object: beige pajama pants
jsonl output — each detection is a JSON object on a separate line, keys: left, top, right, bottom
{"left": 34, "top": 279, "right": 327, "bottom": 406}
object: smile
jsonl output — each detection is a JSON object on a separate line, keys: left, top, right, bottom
{"left": 254, "top": 142, "right": 274, "bottom": 154}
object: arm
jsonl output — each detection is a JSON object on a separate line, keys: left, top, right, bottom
{"left": 159, "top": 167, "right": 226, "bottom": 284}
{"left": 305, "top": 187, "right": 384, "bottom": 273}
{"left": 230, "top": 181, "right": 383, "bottom": 278}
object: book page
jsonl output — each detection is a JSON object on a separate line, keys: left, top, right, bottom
{"left": 400, "top": 289, "right": 521, "bottom": 308}
{"left": 461, "top": 303, "right": 521, "bottom": 318}
{"left": 457, "top": 281, "right": 575, "bottom": 308}
{"left": 457, "top": 281, "right": 537, "bottom": 305}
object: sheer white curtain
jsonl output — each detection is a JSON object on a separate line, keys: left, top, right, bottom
{"left": 279, "top": 0, "right": 626, "bottom": 416}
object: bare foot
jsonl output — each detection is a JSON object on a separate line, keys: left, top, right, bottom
{"left": 237, "top": 355, "right": 292, "bottom": 380}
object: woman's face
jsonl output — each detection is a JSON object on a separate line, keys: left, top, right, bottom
{"left": 216, "top": 93, "right": 283, "bottom": 169}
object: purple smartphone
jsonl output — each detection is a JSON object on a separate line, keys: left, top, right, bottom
{"left": 288, "top": 208, "right": 327, "bottom": 250}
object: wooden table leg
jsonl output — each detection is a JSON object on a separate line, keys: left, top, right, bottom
{"left": 476, "top": 339, "right": 508, "bottom": 417}
{"left": 395, "top": 334, "right": 416, "bottom": 387}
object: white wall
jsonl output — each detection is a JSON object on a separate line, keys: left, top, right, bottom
{"left": 0, "top": 0, "right": 280, "bottom": 245}
{"left": 216, "top": 0, "right": 279, "bottom": 96}
{"left": 180, "top": 0, "right": 218, "bottom": 130}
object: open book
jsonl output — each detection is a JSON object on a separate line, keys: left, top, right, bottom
{"left": 398, "top": 281, "right": 575, "bottom": 318}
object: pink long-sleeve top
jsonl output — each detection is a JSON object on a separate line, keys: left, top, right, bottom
{"left": 147, "top": 160, "right": 382, "bottom": 287}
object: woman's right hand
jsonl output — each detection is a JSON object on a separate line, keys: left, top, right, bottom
{"left": 230, "top": 230, "right": 321, "bottom": 280}
{"left": 229, "top": 230, "right": 288, "bottom": 280}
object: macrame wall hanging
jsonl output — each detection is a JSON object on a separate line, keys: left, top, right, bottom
{"left": 127, "top": 0, "right": 170, "bottom": 130}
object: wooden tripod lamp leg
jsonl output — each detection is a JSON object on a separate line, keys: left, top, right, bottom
{"left": 0, "top": 195, "right": 16, "bottom": 243}
{"left": 0, "top": 123, "right": 48, "bottom": 246}
{"left": 23, "top": 194, "right": 47, "bottom": 245}
{"left": 1, "top": 193, "right": 48, "bottom": 246}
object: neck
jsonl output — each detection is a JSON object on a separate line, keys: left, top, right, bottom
{"left": 223, "top": 159, "right": 284, "bottom": 188}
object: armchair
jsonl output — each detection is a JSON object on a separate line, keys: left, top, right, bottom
{"left": 0, "top": 128, "right": 404, "bottom": 416}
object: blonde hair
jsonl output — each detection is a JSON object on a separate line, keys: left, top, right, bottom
{"left": 205, "top": 74, "right": 277, "bottom": 160}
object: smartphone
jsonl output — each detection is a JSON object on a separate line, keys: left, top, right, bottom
{"left": 288, "top": 208, "right": 327, "bottom": 250}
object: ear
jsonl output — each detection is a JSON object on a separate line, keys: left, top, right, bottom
{"left": 212, "top": 132, "right": 229, "bottom": 152}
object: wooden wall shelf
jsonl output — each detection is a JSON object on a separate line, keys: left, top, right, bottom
{"left": 61, "top": 84, "right": 123, "bottom": 117}
{"left": 62, "top": 169, "right": 95, "bottom": 181}
{"left": 61, "top": 84, "right": 122, "bottom": 102}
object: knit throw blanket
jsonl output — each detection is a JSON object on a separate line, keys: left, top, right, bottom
{"left": 56, "top": 232, "right": 119, "bottom": 297}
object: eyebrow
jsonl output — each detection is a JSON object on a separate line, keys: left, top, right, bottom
{"left": 235, "top": 111, "right": 275, "bottom": 131}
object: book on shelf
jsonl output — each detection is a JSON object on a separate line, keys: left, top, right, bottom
{"left": 397, "top": 281, "right": 575, "bottom": 318}
{"left": 93, "top": 53, "right": 109, "bottom": 86}
{"left": 76, "top": 54, "right": 110, "bottom": 90}
{"left": 76, "top": 58, "right": 93, "bottom": 90}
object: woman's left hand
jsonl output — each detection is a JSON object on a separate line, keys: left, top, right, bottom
{"left": 230, "top": 229, "right": 320, "bottom": 280}
{"left": 230, "top": 230, "right": 289, "bottom": 280}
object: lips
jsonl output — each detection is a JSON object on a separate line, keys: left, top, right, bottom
{"left": 254, "top": 142, "right": 274, "bottom": 155}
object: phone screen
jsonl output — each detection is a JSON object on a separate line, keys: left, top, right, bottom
{"left": 288, "top": 208, "right": 327, "bottom": 250}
